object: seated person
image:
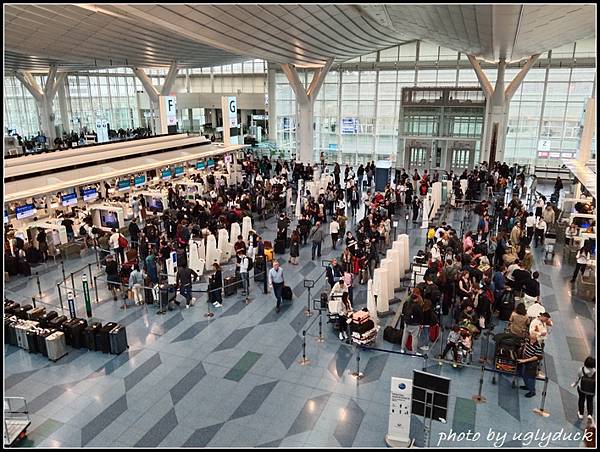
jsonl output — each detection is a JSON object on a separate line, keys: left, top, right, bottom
{"left": 459, "top": 328, "right": 472, "bottom": 352}
{"left": 440, "top": 325, "right": 461, "bottom": 361}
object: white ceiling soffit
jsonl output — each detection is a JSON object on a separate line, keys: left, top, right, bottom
{"left": 3, "top": 4, "right": 246, "bottom": 71}
{"left": 360, "top": 4, "right": 596, "bottom": 62}
{"left": 4, "top": 4, "right": 413, "bottom": 71}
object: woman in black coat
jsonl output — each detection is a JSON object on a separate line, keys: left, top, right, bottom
{"left": 289, "top": 230, "right": 300, "bottom": 265}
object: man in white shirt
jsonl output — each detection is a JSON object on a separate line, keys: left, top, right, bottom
{"left": 238, "top": 250, "right": 250, "bottom": 297}
{"left": 527, "top": 300, "right": 546, "bottom": 320}
{"left": 362, "top": 191, "right": 371, "bottom": 218}
{"left": 525, "top": 212, "right": 536, "bottom": 244}
{"left": 529, "top": 312, "right": 552, "bottom": 345}
{"left": 534, "top": 218, "right": 547, "bottom": 248}
{"left": 506, "top": 260, "right": 520, "bottom": 283}
{"left": 109, "top": 228, "right": 125, "bottom": 265}
{"left": 330, "top": 217, "right": 340, "bottom": 250}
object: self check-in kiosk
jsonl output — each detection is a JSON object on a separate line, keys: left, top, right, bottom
{"left": 139, "top": 190, "right": 169, "bottom": 215}
{"left": 90, "top": 204, "right": 126, "bottom": 232}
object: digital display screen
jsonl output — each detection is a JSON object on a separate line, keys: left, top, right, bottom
{"left": 100, "top": 210, "right": 119, "bottom": 229}
{"left": 16, "top": 204, "right": 36, "bottom": 220}
{"left": 174, "top": 167, "right": 184, "bottom": 177}
{"left": 117, "top": 180, "right": 131, "bottom": 191}
{"left": 148, "top": 197, "right": 164, "bottom": 212}
{"left": 61, "top": 193, "right": 78, "bottom": 207}
{"left": 207, "top": 159, "right": 215, "bottom": 168}
{"left": 196, "top": 161, "right": 206, "bottom": 170}
{"left": 341, "top": 118, "right": 358, "bottom": 134}
{"left": 82, "top": 188, "right": 98, "bottom": 201}
{"left": 134, "top": 176, "right": 146, "bottom": 187}
{"left": 161, "top": 169, "right": 172, "bottom": 180}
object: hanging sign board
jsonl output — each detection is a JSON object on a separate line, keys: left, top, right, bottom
{"left": 164, "top": 96, "right": 177, "bottom": 126}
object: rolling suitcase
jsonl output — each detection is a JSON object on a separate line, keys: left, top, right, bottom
{"left": 18, "top": 260, "right": 32, "bottom": 277}
{"left": 4, "top": 301, "right": 20, "bottom": 315}
{"left": 84, "top": 322, "right": 102, "bottom": 351}
{"left": 27, "top": 307, "right": 46, "bottom": 321}
{"left": 282, "top": 285, "right": 293, "bottom": 301}
{"left": 50, "top": 315, "right": 68, "bottom": 331}
{"left": 26, "top": 329, "right": 39, "bottom": 353}
{"left": 5, "top": 318, "right": 18, "bottom": 346}
{"left": 64, "top": 318, "right": 87, "bottom": 349}
{"left": 223, "top": 276, "right": 237, "bottom": 297}
{"left": 126, "top": 248, "right": 138, "bottom": 262}
{"left": 46, "top": 331, "right": 68, "bottom": 361}
{"left": 144, "top": 286, "right": 154, "bottom": 305}
{"left": 15, "top": 322, "right": 33, "bottom": 350}
{"left": 36, "top": 329, "right": 55, "bottom": 357}
{"left": 39, "top": 311, "right": 58, "bottom": 328}
{"left": 97, "top": 322, "right": 118, "bottom": 353}
{"left": 109, "top": 324, "right": 129, "bottom": 355}
{"left": 15, "top": 304, "right": 33, "bottom": 320}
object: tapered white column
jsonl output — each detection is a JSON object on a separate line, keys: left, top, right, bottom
{"left": 380, "top": 258, "right": 395, "bottom": 300}
{"left": 373, "top": 268, "right": 390, "bottom": 315}
{"left": 398, "top": 234, "right": 410, "bottom": 276}
{"left": 386, "top": 248, "right": 401, "bottom": 288}
{"left": 242, "top": 217, "right": 253, "bottom": 242}
{"left": 367, "top": 279, "right": 379, "bottom": 327}
{"left": 577, "top": 97, "right": 596, "bottom": 163}
{"left": 267, "top": 66, "right": 277, "bottom": 142}
{"left": 205, "top": 234, "right": 220, "bottom": 267}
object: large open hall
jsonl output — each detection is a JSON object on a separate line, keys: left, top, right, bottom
{"left": 3, "top": 3, "right": 597, "bottom": 449}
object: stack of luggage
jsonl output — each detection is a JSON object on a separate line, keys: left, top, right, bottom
{"left": 4, "top": 299, "right": 129, "bottom": 358}
{"left": 349, "top": 309, "right": 378, "bottom": 346}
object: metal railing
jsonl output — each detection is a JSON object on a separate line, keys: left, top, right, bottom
{"left": 3, "top": 397, "right": 30, "bottom": 447}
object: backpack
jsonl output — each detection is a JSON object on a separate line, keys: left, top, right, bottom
{"left": 118, "top": 235, "right": 128, "bottom": 249}
{"left": 246, "top": 257, "right": 254, "bottom": 271}
{"left": 79, "top": 225, "right": 87, "bottom": 236}
{"left": 580, "top": 368, "right": 596, "bottom": 395}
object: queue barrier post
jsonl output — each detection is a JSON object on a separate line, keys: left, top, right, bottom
{"left": 93, "top": 276, "right": 99, "bottom": 304}
{"left": 205, "top": 288, "right": 214, "bottom": 318}
{"left": 70, "top": 272, "right": 76, "bottom": 295}
{"left": 351, "top": 346, "right": 364, "bottom": 380}
{"left": 61, "top": 261, "right": 67, "bottom": 286}
{"left": 56, "top": 283, "right": 65, "bottom": 314}
{"left": 35, "top": 273, "right": 43, "bottom": 300}
{"left": 298, "top": 330, "right": 310, "bottom": 365}
{"left": 88, "top": 263, "right": 93, "bottom": 288}
{"left": 31, "top": 296, "right": 37, "bottom": 309}
{"left": 316, "top": 308, "right": 324, "bottom": 343}
{"left": 472, "top": 366, "right": 487, "bottom": 403}
{"left": 533, "top": 378, "right": 551, "bottom": 417}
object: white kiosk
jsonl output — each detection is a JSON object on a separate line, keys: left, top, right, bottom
{"left": 218, "top": 229, "right": 232, "bottom": 263}
{"left": 373, "top": 267, "right": 390, "bottom": 316}
{"left": 189, "top": 240, "right": 206, "bottom": 276}
{"left": 139, "top": 190, "right": 169, "bottom": 216}
{"left": 166, "top": 250, "right": 177, "bottom": 285}
{"left": 205, "top": 234, "right": 221, "bottom": 268}
{"left": 242, "top": 217, "right": 253, "bottom": 243}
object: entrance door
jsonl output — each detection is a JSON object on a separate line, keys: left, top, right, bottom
{"left": 406, "top": 146, "right": 430, "bottom": 171}
{"left": 448, "top": 148, "right": 471, "bottom": 171}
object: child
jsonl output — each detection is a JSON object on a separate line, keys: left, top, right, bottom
{"left": 439, "top": 326, "right": 461, "bottom": 362}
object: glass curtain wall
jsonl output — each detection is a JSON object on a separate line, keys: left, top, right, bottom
{"left": 273, "top": 38, "right": 595, "bottom": 167}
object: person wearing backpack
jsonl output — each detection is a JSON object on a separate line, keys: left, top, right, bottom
{"left": 572, "top": 357, "right": 596, "bottom": 420}
{"left": 401, "top": 290, "right": 424, "bottom": 354}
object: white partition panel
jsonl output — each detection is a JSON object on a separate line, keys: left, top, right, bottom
{"left": 373, "top": 267, "right": 390, "bottom": 314}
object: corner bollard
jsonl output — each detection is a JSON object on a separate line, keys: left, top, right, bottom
{"left": 82, "top": 274, "right": 93, "bottom": 318}
{"left": 67, "top": 290, "right": 76, "bottom": 319}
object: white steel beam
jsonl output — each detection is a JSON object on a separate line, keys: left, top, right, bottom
{"left": 505, "top": 54, "right": 540, "bottom": 101}
{"left": 281, "top": 63, "right": 309, "bottom": 105}
{"left": 132, "top": 67, "right": 160, "bottom": 103}
{"left": 466, "top": 55, "right": 493, "bottom": 99}
{"left": 160, "top": 61, "right": 179, "bottom": 96}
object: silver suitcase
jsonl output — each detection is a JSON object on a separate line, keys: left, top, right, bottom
{"left": 46, "top": 331, "right": 67, "bottom": 362}
{"left": 15, "top": 321, "right": 39, "bottom": 350}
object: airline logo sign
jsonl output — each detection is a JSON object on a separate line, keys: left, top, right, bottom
{"left": 164, "top": 96, "right": 177, "bottom": 126}
{"left": 228, "top": 97, "right": 238, "bottom": 128}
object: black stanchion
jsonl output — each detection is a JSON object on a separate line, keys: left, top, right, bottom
{"left": 93, "top": 276, "right": 99, "bottom": 304}
{"left": 31, "top": 296, "right": 37, "bottom": 308}
{"left": 57, "top": 283, "right": 65, "bottom": 313}
{"left": 533, "top": 378, "right": 551, "bottom": 417}
{"left": 94, "top": 240, "right": 100, "bottom": 268}
{"left": 472, "top": 366, "right": 487, "bottom": 403}
{"left": 298, "top": 330, "right": 310, "bottom": 365}
{"left": 479, "top": 332, "right": 490, "bottom": 364}
{"left": 35, "top": 273, "right": 43, "bottom": 299}
{"left": 70, "top": 272, "right": 76, "bottom": 294}
{"left": 88, "top": 263, "right": 93, "bottom": 288}
{"left": 316, "top": 309, "right": 324, "bottom": 343}
{"left": 351, "top": 346, "right": 364, "bottom": 380}
{"left": 61, "top": 261, "right": 67, "bottom": 285}
{"left": 205, "top": 288, "right": 214, "bottom": 318}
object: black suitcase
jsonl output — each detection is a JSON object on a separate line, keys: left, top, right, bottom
{"left": 64, "top": 318, "right": 87, "bottom": 349}
{"left": 383, "top": 326, "right": 403, "bottom": 344}
{"left": 27, "top": 307, "right": 46, "bottom": 321}
{"left": 4, "top": 301, "right": 20, "bottom": 315}
{"left": 497, "top": 293, "right": 515, "bottom": 321}
{"left": 5, "top": 255, "right": 19, "bottom": 276}
{"left": 36, "top": 329, "right": 55, "bottom": 357}
{"left": 50, "top": 315, "right": 68, "bottom": 330}
{"left": 15, "top": 304, "right": 33, "bottom": 320}
{"left": 144, "top": 286, "right": 154, "bottom": 305}
{"left": 223, "top": 277, "right": 237, "bottom": 297}
{"left": 5, "top": 319, "right": 18, "bottom": 346}
{"left": 109, "top": 324, "right": 128, "bottom": 354}
{"left": 26, "top": 329, "right": 39, "bottom": 353}
{"left": 84, "top": 322, "right": 102, "bottom": 351}
{"left": 97, "top": 322, "right": 118, "bottom": 353}
{"left": 39, "top": 311, "right": 58, "bottom": 328}
{"left": 350, "top": 319, "right": 375, "bottom": 334}
{"left": 275, "top": 239, "right": 286, "bottom": 254}
{"left": 282, "top": 285, "right": 293, "bottom": 301}
{"left": 18, "top": 260, "right": 32, "bottom": 277}
{"left": 254, "top": 256, "right": 266, "bottom": 282}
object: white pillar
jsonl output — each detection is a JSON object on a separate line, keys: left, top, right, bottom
{"left": 218, "top": 228, "right": 232, "bottom": 262}
{"left": 205, "top": 234, "right": 220, "bottom": 267}
{"left": 386, "top": 248, "right": 401, "bottom": 288}
{"left": 577, "top": 97, "right": 596, "bottom": 163}
{"left": 189, "top": 240, "right": 205, "bottom": 275}
{"left": 267, "top": 66, "right": 277, "bottom": 142}
{"left": 230, "top": 222, "right": 241, "bottom": 246}
{"left": 57, "top": 76, "right": 69, "bottom": 135}
{"left": 421, "top": 195, "right": 431, "bottom": 229}
{"left": 380, "top": 258, "right": 395, "bottom": 300}
{"left": 367, "top": 279, "right": 379, "bottom": 327}
{"left": 242, "top": 217, "right": 253, "bottom": 242}
{"left": 392, "top": 241, "right": 405, "bottom": 280}
{"left": 398, "top": 234, "right": 410, "bottom": 276}
{"left": 373, "top": 268, "right": 390, "bottom": 315}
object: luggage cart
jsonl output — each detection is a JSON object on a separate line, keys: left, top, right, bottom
{"left": 491, "top": 343, "right": 520, "bottom": 387}
{"left": 3, "top": 397, "right": 31, "bottom": 447}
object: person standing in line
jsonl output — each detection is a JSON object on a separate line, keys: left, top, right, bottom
{"left": 105, "top": 254, "right": 121, "bottom": 301}
{"left": 534, "top": 217, "right": 547, "bottom": 248}
{"left": 412, "top": 196, "right": 421, "bottom": 223}
{"left": 127, "top": 264, "right": 146, "bottom": 307}
{"left": 109, "top": 228, "right": 126, "bottom": 265}
{"left": 309, "top": 221, "right": 324, "bottom": 260}
{"left": 571, "top": 245, "right": 591, "bottom": 283}
{"left": 129, "top": 218, "right": 140, "bottom": 250}
{"left": 268, "top": 260, "right": 285, "bottom": 313}
{"left": 175, "top": 262, "right": 198, "bottom": 309}
{"left": 210, "top": 263, "right": 223, "bottom": 308}
{"left": 289, "top": 229, "right": 300, "bottom": 265}
{"left": 517, "top": 333, "right": 544, "bottom": 398}
{"left": 238, "top": 249, "right": 250, "bottom": 298}
{"left": 572, "top": 357, "right": 596, "bottom": 420}
{"left": 330, "top": 216, "right": 340, "bottom": 250}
